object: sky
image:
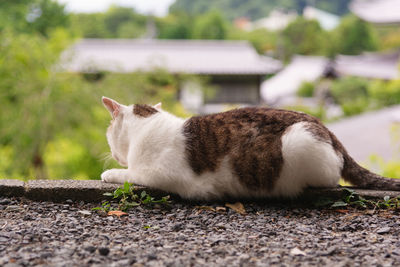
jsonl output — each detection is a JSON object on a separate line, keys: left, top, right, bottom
{"left": 56, "top": 0, "right": 176, "bottom": 16}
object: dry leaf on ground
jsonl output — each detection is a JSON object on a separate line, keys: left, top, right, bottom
{"left": 107, "top": 210, "right": 128, "bottom": 217}
{"left": 215, "top": 206, "right": 226, "bottom": 212}
{"left": 225, "top": 202, "right": 246, "bottom": 215}
{"left": 290, "top": 247, "right": 306, "bottom": 256}
{"left": 195, "top": 206, "right": 216, "bottom": 212}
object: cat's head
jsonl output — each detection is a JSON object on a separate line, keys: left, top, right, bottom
{"left": 102, "top": 96, "right": 161, "bottom": 167}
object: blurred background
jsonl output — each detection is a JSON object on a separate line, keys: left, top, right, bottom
{"left": 0, "top": 0, "right": 399, "bottom": 181}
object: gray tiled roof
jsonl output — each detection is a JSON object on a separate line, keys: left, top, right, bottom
{"left": 350, "top": 0, "right": 400, "bottom": 24}
{"left": 334, "top": 50, "right": 400, "bottom": 80}
{"left": 61, "top": 39, "right": 282, "bottom": 75}
{"left": 261, "top": 55, "right": 329, "bottom": 103}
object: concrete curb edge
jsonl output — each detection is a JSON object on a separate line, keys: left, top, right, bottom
{"left": 1, "top": 179, "right": 400, "bottom": 203}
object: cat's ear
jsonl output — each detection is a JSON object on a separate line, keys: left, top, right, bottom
{"left": 102, "top": 96, "right": 120, "bottom": 118}
{"left": 154, "top": 102, "right": 162, "bottom": 110}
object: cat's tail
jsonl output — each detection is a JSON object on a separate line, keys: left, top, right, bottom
{"left": 331, "top": 132, "right": 400, "bottom": 191}
{"left": 341, "top": 153, "right": 400, "bottom": 191}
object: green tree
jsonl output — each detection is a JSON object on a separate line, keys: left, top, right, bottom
{"left": 281, "top": 17, "right": 329, "bottom": 60}
{"left": 70, "top": 13, "right": 108, "bottom": 38}
{"left": 103, "top": 6, "right": 146, "bottom": 38}
{"left": 0, "top": 28, "right": 194, "bottom": 180}
{"left": 0, "top": 0, "right": 69, "bottom": 36}
{"left": 170, "top": 0, "right": 351, "bottom": 21}
{"left": 157, "top": 13, "right": 193, "bottom": 39}
{"left": 333, "top": 15, "right": 378, "bottom": 55}
{"left": 228, "top": 27, "right": 277, "bottom": 54}
{"left": 0, "top": 29, "right": 76, "bottom": 178}
{"left": 70, "top": 6, "right": 147, "bottom": 38}
{"left": 192, "top": 11, "right": 228, "bottom": 40}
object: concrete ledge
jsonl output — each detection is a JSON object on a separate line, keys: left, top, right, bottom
{"left": 25, "top": 180, "right": 123, "bottom": 202}
{"left": 0, "top": 179, "right": 25, "bottom": 198}
{"left": 0, "top": 179, "right": 400, "bottom": 203}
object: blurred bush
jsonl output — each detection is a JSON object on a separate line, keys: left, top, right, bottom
{"left": 330, "top": 77, "right": 370, "bottom": 116}
{"left": 0, "top": 28, "right": 195, "bottom": 180}
{"left": 368, "top": 79, "right": 400, "bottom": 107}
{"left": 331, "top": 15, "right": 378, "bottom": 55}
{"left": 368, "top": 124, "right": 400, "bottom": 179}
{"left": 297, "top": 81, "right": 315, "bottom": 97}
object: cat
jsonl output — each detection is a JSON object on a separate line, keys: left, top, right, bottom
{"left": 101, "top": 96, "right": 400, "bottom": 200}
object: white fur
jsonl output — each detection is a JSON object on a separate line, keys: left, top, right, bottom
{"left": 102, "top": 103, "right": 343, "bottom": 200}
{"left": 272, "top": 122, "right": 343, "bottom": 197}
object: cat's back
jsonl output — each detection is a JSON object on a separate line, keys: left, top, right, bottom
{"left": 183, "top": 107, "right": 321, "bottom": 143}
{"left": 182, "top": 107, "right": 327, "bottom": 190}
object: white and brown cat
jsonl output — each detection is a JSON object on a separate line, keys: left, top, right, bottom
{"left": 101, "top": 96, "right": 400, "bottom": 200}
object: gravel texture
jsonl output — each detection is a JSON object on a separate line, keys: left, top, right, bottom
{"left": 1, "top": 197, "right": 400, "bottom": 266}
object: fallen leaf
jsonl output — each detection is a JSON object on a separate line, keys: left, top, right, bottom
{"left": 290, "top": 247, "right": 306, "bottom": 256}
{"left": 108, "top": 210, "right": 128, "bottom": 217}
{"left": 335, "top": 209, "right": 349, "bottom": 214}
{"left": 215, "top": 206, "right": 226, "bottom": 212}
{"left": 225, "top": 202, "right": 246, "bottom": 215}
{"left": 78, "top": 210, "right": 91, "bottom": 216}
{"left": 195, "top": 206, "right": 216, "bottom": 212}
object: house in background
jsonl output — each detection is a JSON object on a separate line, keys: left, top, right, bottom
{"left": 250, "top": 9, "right": 297, "bottom": 31}
{"left": 303, "top": 6, "right": 340, "bottom": 30}
{"left": 260, "top": 55, "right": 331, "bottom": 105}
{"left": 62, "top": 39, "right": 281, "bottom": 113}
{"left": 238, "top": 6, "right": 339, "bottom": 33}
{"left": 333, "top": 50, "right": 400, "bottom": 80}
{"left": 350, "top": 0, "right": 400, "bottom": 25}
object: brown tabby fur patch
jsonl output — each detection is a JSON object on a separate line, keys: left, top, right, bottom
{"left": 133, "top": 104, "right": 158, "bottom": 117}
{"left": 183, "top": 107, "right": 325, "bottom": 191}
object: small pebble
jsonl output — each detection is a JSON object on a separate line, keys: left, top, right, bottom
{"left": 377, "top": 227, "right": 391, "bottom": 234}
{"left": 98, "top": 247, "right": 110, "bottom": 256}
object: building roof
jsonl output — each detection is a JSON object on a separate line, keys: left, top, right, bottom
{"left": 328, "top": 105, "right": 400, "bottom": 163}
{"left": 334, "top": 50, "right": 400, "bottom": 80}
{"left": 350, "top": 0, "right": 400, "bottom": 24}
{"left": 303, "top": 6, "right": 340, "bottom": 30}
{"left": 61, "top": 39, "right": 282, "bottom": 75}
{"left": 261, "top": 55, "right": 329, "bottom": 104}
{"left": 251, "top": 9, "right": 297, "bottom": 31}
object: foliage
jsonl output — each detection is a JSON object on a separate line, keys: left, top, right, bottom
{"left": 0, "top": 0, "right": 69, "bottom": 36}
{"left": 281, "top": 17, "right": 330, "bottom": 60}
{"left": 0, "top": 29, "right": 76, "bottom": 179}
{"left": 285, "top": 104, "right": 326, "bottom": 121}
{"left": 93, "top": 182, "right": 170, "bottom": 212}
{"left": 228, "top": 27, "right": 277, "bottom": 54}
{"left": 70, "top": 13, "right": 108, "bottom": 38}
{"left": 330, "top": 77, "right": 370, "bottom": 116}
{"left": 297, "top": 81, "right": 315, "bottom": 97}
{"left": 170, "top": 0, "right": 350, "bottom": 21}
{"left": 70, "top": 6, "right": 147, "bottom": 39}
{"left": 329, "top": 78, "right": 400, "bottom": 117}
{"left": 368, "top": 80, "right": 400, "bottom": 108}
{"left": 192, "top": 11, "right": 228, "bottom": 40}
{"left": 379, "top": 27, "right": 400, "bottom": 51}
{"left": 332, "top": 15, "right": 378, "bottom": 55}
{"left": 368, "top": 124, "right": 400, "bottom": 179}
{"left": 318, "top": 188, "right": 400, "bottom": 210}
{"left": 0, "top": 30, "right": 194, "bottom": 180}
{"left": 157, "top": 13, "right": 193, "bottom": 39}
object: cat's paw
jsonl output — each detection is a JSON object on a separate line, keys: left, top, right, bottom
{"left": 101, "top": 169, "right": 126, "bottom": 183}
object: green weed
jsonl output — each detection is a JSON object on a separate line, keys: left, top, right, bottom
{"left": 329, "top": 188, "right": 400, "bottom": 210}
{"left": 93, "top": 182, "right": 170, "bottom": 212}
